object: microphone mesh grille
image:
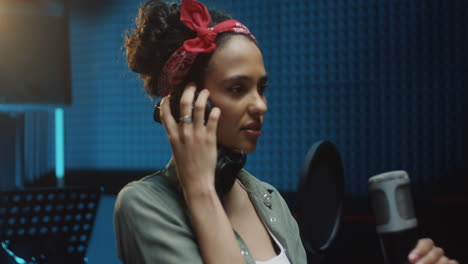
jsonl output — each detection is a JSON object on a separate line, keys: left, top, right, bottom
{"left": 396, "top": 185, "right": 416, "bottom": 219}
{"left": 370, "top": 189, "right": 389, "bottom": 225}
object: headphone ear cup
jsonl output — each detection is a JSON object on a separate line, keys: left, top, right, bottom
{"left": 203, "top": 99, "right": 213, "bottom": 125}
{"left": 214, "top": 146, "right": 247, "bottom": 198}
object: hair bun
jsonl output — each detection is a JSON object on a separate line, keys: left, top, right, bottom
{"left": 125, "top": 0, "right": 232, "bottom": 98}
{"left": 126, "top": 1, "right": 181, "bottom": 75}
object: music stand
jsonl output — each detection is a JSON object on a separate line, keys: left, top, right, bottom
{"left": 0, "top": 187, "right": 102, "bottom": 264}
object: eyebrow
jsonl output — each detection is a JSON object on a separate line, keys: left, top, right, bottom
{"left": 220, "top": 74, "right": 269, "bottom": 85}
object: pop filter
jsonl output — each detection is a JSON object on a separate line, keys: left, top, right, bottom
{"left": 297, "top": 140, "right": 344, "bottom": 261}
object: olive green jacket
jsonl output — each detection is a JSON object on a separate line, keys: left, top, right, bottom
{"left": 114, "top": 167, "right": 307, "bottom": 264}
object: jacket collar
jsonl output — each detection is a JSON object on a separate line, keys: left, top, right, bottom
{"left": 162, "top": 159, "right": 275, "bottom": 201}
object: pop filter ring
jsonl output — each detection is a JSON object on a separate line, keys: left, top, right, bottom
{"left": 297, "top": 140, "right": 344, "bottom": 262}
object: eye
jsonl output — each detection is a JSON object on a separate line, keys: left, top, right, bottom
{"left": 258, "top": 84, "right": 268, "bottom": 95}
{"left": 227, "top": 85, "right": 244, "bottom": 94}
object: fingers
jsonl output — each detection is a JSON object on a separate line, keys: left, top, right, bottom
{"left": 179, "top": 84, "right": 196, "bottom": 120}
{"left": 436, "top": 256, "right": 458, "bottom": 264}
{"left": 160, "top": 96, "right": 178, "bottom": 140}
{"left": 409, "top": 238, "right": 458, "bottom": 264}
{"left": 409, "top": 238, "right": 435, "bottom": 262}
{"left": 436, "top": 256, "right": 449, "bottom": 264}
{"left": 206, "top": 107, "right": 221, "bottom": 135}
{"left": 418, "top": 246, "right": 444, "bottom": 264}
{"left": 193, "top": 89, "right": 210, "bottom": 129}
{"left": 161, "top": 83, "right": 219, "bottom": 146}
{"left": 179, "top": 85, "right": 196, "bottom": 142}
{"left": 192, "top": 87, "right": 220, "bottom": 138}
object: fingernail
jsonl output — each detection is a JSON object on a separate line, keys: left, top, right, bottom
{"left": 409, "top": 252, "right": 418, "bottom": 261}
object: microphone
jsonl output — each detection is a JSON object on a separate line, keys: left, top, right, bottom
{"left": 368, "top": 171, "right": 419, "bottom": 264}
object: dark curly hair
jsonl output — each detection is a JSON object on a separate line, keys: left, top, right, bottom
{"left": 125, "top": 0, "right": 250, "bottom": 101}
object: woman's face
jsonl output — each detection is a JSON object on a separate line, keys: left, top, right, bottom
{"left": 203, "top": 35, "right": 268, "bottom": 153}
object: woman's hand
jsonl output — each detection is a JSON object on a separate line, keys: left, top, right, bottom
{"left": 160, "top": 84, "right": 245, "bottom": 264}
{"left": 160, "top": 84, "right": 221, "bottom": 195}
{"left": 408, "top": 238, "right": 458, "bottom": 264}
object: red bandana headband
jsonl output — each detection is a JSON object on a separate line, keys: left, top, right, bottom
{"left": 157, "top": 0, "right": 256, "bottom": 97}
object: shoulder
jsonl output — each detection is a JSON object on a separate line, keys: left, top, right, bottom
{"left": 238, "top": 169, "right": 276, "bottom": 191}
{"left": 113, "top": 169, "right": 191, "bottom": 242}
{"left": 114, "top": 170, "right": 202, "bottom": 263}
{"left": 238, "top": 169, "right": 284, "bottom": 200}
{"left": 114, "top": 169, "right": 184, "bottom": 217}
{"left": 238, "top": 169, "right": 292, "bottom": 217}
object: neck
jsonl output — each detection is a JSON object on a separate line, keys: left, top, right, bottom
{"left": 223, "top": 180, "right": 249, "bottom": 215}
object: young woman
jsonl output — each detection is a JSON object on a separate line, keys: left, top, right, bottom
{"left": 114, "top": 1, "right": 458, "bottom": 263}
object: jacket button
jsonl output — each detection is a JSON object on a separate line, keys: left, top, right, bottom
{"left": 263, "top": 193, "right": 272, "bottom": 208}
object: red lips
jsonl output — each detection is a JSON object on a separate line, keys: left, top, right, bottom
{"left": 241, "top": 121, "right": 262, "bottom": 137}
{"left": 242, "top": 121, "right": 262, "bottom": 131}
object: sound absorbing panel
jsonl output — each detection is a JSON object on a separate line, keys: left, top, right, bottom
{"left": 0, "top": 0, "right": 71, "bottom": 105}
{"left": 63, "top": 0, "right": 466, "bottom": 194}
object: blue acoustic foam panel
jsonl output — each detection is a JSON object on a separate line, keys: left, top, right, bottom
{"left": 66, "top": 0, "right": 466, "bottom": 193}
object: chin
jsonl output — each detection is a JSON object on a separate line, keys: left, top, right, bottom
{"left": 221, "top": 142, "right": 257, "bottom": 154}
{"left": 218, "top": 134, "right": 259, "bottom": 154}
{"left": 243, "top": 145, "right": 257, "bottom": 154}
{"left": 234, "top": 142, "right": 257, "bottom": 154}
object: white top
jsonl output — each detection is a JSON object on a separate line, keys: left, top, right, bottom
{"left": 235, "top": 179, "right": 292, "bottom": 264}
{"left": 255, "top": 229, "right": 291, "bottom": 264}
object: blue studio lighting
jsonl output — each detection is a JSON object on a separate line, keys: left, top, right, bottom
{"left": 1, "top": 241, "right": 26, "bottom": 264}
{"left": 55, "top": 108, "right": 64, "bottom": 180}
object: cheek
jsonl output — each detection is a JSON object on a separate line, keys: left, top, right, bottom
{"left": 215, "top": 104, "right": 242, "bottom": 138}
{"left": 216, "top": 116, "right": 235, "bottom": 146}
{"left": 217, "top": 107, "right": 237, "bottom": 130}
{"left": 208, "top": 92, "right": 244, "bottom": 134}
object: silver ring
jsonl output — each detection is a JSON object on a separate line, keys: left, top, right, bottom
{"left": 179, "top": 115, "right": 193, "bottom": 124}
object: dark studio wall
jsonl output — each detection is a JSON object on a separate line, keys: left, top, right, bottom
{"left": 62, "top": 0, "right": 466, "bottom": 195}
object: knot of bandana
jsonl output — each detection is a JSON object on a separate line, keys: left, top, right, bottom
{"left": 196, "top": 27, "right": 216, "bottom": 44}
{"left": 156, "top": 0, "right": 256, "bottom": 97}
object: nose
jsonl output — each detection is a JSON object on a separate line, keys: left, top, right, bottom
{"left": 248, "top": 91, "right": 267, "bottom": 117}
